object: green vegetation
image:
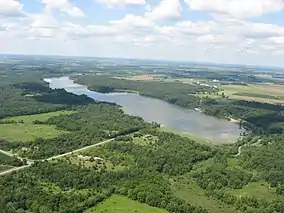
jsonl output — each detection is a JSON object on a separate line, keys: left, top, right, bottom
{"left": 85, "top": 195, "right": 169, "bottom": 213}
{"left": 0, "top": 123, "right": 68, "bottom": 142}
{"left": 74, "top": 75, "right": 217, "bottom": 109}
{"left": 0, "top": 104, "right": 150, "bottom": 159}
{"left": 2, "top": 55, "right": 284, "bottom": 213}
{"left": 230, "top": 181, "right": 277, "bottom": 200}
{"left": 0, "top": 111, "right": 74, "bottom": 142}
{"left": 5, "top": 110, "right": 74, "bottom": 123}
{"left": 171, "top": 176, "right": 237, "bottom": 213}
{"left": 0, "top": 152, "right": 24, "bottom": 168}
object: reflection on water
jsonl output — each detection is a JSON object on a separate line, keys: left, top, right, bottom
{"left": 45, "top": 77, "right": 242, "bottom": 144}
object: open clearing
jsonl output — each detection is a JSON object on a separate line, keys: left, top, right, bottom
{"left": 84, "top": 195, "right": 168, "bottom": 213}
{"left": 0, "top": 123, "right": 68, "bottom": 142}
{"left": 230, "top": 181, "right": 278, "bottom": 201}
{"left": 5, "top": 110, "right": 74, "bottom": 123}
{"left": 171, "top": 176, "right": 237, "bottom": 213}
{"left": 223, "top": 84, "right": 284, "bottom": 104}
{"left": 0, "top": 111, "right": 72, "bottom": 142}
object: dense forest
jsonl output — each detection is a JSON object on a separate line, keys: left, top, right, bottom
{"left": 0, "top": 131, "right": 213, "bottom": 213}
{"left": 201, "top": 98, "right": 284, "bottom": 134}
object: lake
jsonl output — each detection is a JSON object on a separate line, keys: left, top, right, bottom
{"left": 45, "top": 77, "right": 242, "bottom": 144}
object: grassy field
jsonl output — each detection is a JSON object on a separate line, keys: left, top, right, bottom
{"left": 0, "top": 111, "right": 72, "bottom": 142}
{"left": 5, "top": 110, "right": 74, "bottom": 123}
{"left": 84, "top": 195, "right": 168, "bottom": 213}
{"left": 223, "top": 84, "right": 284, "bottom": 104}
{"left": 0, "top": 124, "right": 69, "bottom": 142}
{"left": 171, "top": 175, "right": 237, "bottom": 213}
{"left": 230, "top": 181, "right": 278, "bottom": 200}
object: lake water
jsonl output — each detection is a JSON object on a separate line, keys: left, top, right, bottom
{"left": 45, "top": 77, "right": 242, "bottom": 144}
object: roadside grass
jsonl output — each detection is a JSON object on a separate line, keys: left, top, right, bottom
{"left": 159, "top": 126, "right": 214, "bottom": 146}
{"left": 84, "top": 195, "right": 169, "bottom": 213}
{"left": 222, "top": 84, "right": 284, "bottom": 104}
{"left": 0, "top": 152, "right": 15, "bottom": 172}
{"left": 0, "top": 111, "right": 72, "bottom": 142}
{"left": 230, "top": 181, "right": 278, "bottom": 201}
{"left": 0, "top": 165, "right": 12, "bottom": 172}
{"left": 5, "top": 110, "right": 74, "bottom": 123}
{"left": 170, "top": 175, "right": 237, "bottom": 213}
{"left": 0, "top": 152, "right": 13, "bottom": 161}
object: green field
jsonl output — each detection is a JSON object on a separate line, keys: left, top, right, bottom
{"left": 171, "top": 176, "right": 237, "bottom": 213}
{"left": 0, "top": 123, "right": 69, "bottom": 142}
{"left": 5, "top": 110, "right": 74, "bottom": 123}
{"left": 0, "top": 111, "right": 72, "bottom": 142}
{"left": 84, "top": 195, "right": 168, "bottom": 213}
{"left": 230, "top": 181, "right": 278, "bottom": 200}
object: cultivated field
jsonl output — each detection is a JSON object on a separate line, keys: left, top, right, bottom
{"left": 122, "top": 74, "right": 166, "bottom": 81}
{"left": 84, "top": 195, "right": 168, "bottom": 213}
{"left": 223, "top": 83, "right": 284, "bottom": 104}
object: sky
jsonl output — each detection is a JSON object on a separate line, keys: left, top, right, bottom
{"left": 1, "top": 0, "right": 284, "bottom": 67}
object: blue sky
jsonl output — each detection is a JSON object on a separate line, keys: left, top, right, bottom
{"left": 1, "top": 0, "right": 284, "bottom": 67}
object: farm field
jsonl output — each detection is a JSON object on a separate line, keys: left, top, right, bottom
{"left": 223, "top": 84, "right": 284, "bottom": 104}
{"left": 84, "top": 195, "right": 169, "bottom": 213}
{"left": 0, "top": 111, "right": 72, "bottom": 142}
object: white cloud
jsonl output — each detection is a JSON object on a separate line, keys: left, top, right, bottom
{"left": 0, "top": 0, "right": 24, "bottom": 16}
{"left": 97, "top": 0, "right": 146, "bottom": 7}
{"left": 42, "top": 0, "right": 85, "bottom": 17}
{"left": 145, "top": 0, "right": 182, "bottom": 21}
{"left": 184, "top": 0, "right": 284, "bottom": 19}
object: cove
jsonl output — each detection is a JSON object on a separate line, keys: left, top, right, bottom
{"left": 45, "top": 77, "right": 242, "bottom": 144}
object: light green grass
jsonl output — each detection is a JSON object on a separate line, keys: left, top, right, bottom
{"left": 230, "top": 181, "right": 278, "bottom": 200}
{"left": 5, "top": 110, "right": 74, "bottom": 123}
{"left": 0, "top": 111, "right": 73, "bottom": 142}
{"left": 171, "top": 176, "right": 237, "bottom": 213}
{"left": 0, "top": 123, "right": 69, "bottom": 142}
{"left": 85, "top": 195, "right": 169, "bottom": 213}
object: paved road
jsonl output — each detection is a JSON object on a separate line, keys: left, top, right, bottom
{"left": 0, "top": 138, "right": 114, "bottom": 176}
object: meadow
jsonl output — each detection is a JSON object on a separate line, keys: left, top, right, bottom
{"left": 84, "top": 195, "right": 169, "bottom": 213}
{"left": 0, "top": 111, "right": 72, "bottom": 142}
{"left": 171, "top": 175, "right": 237, "bottom": 213}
